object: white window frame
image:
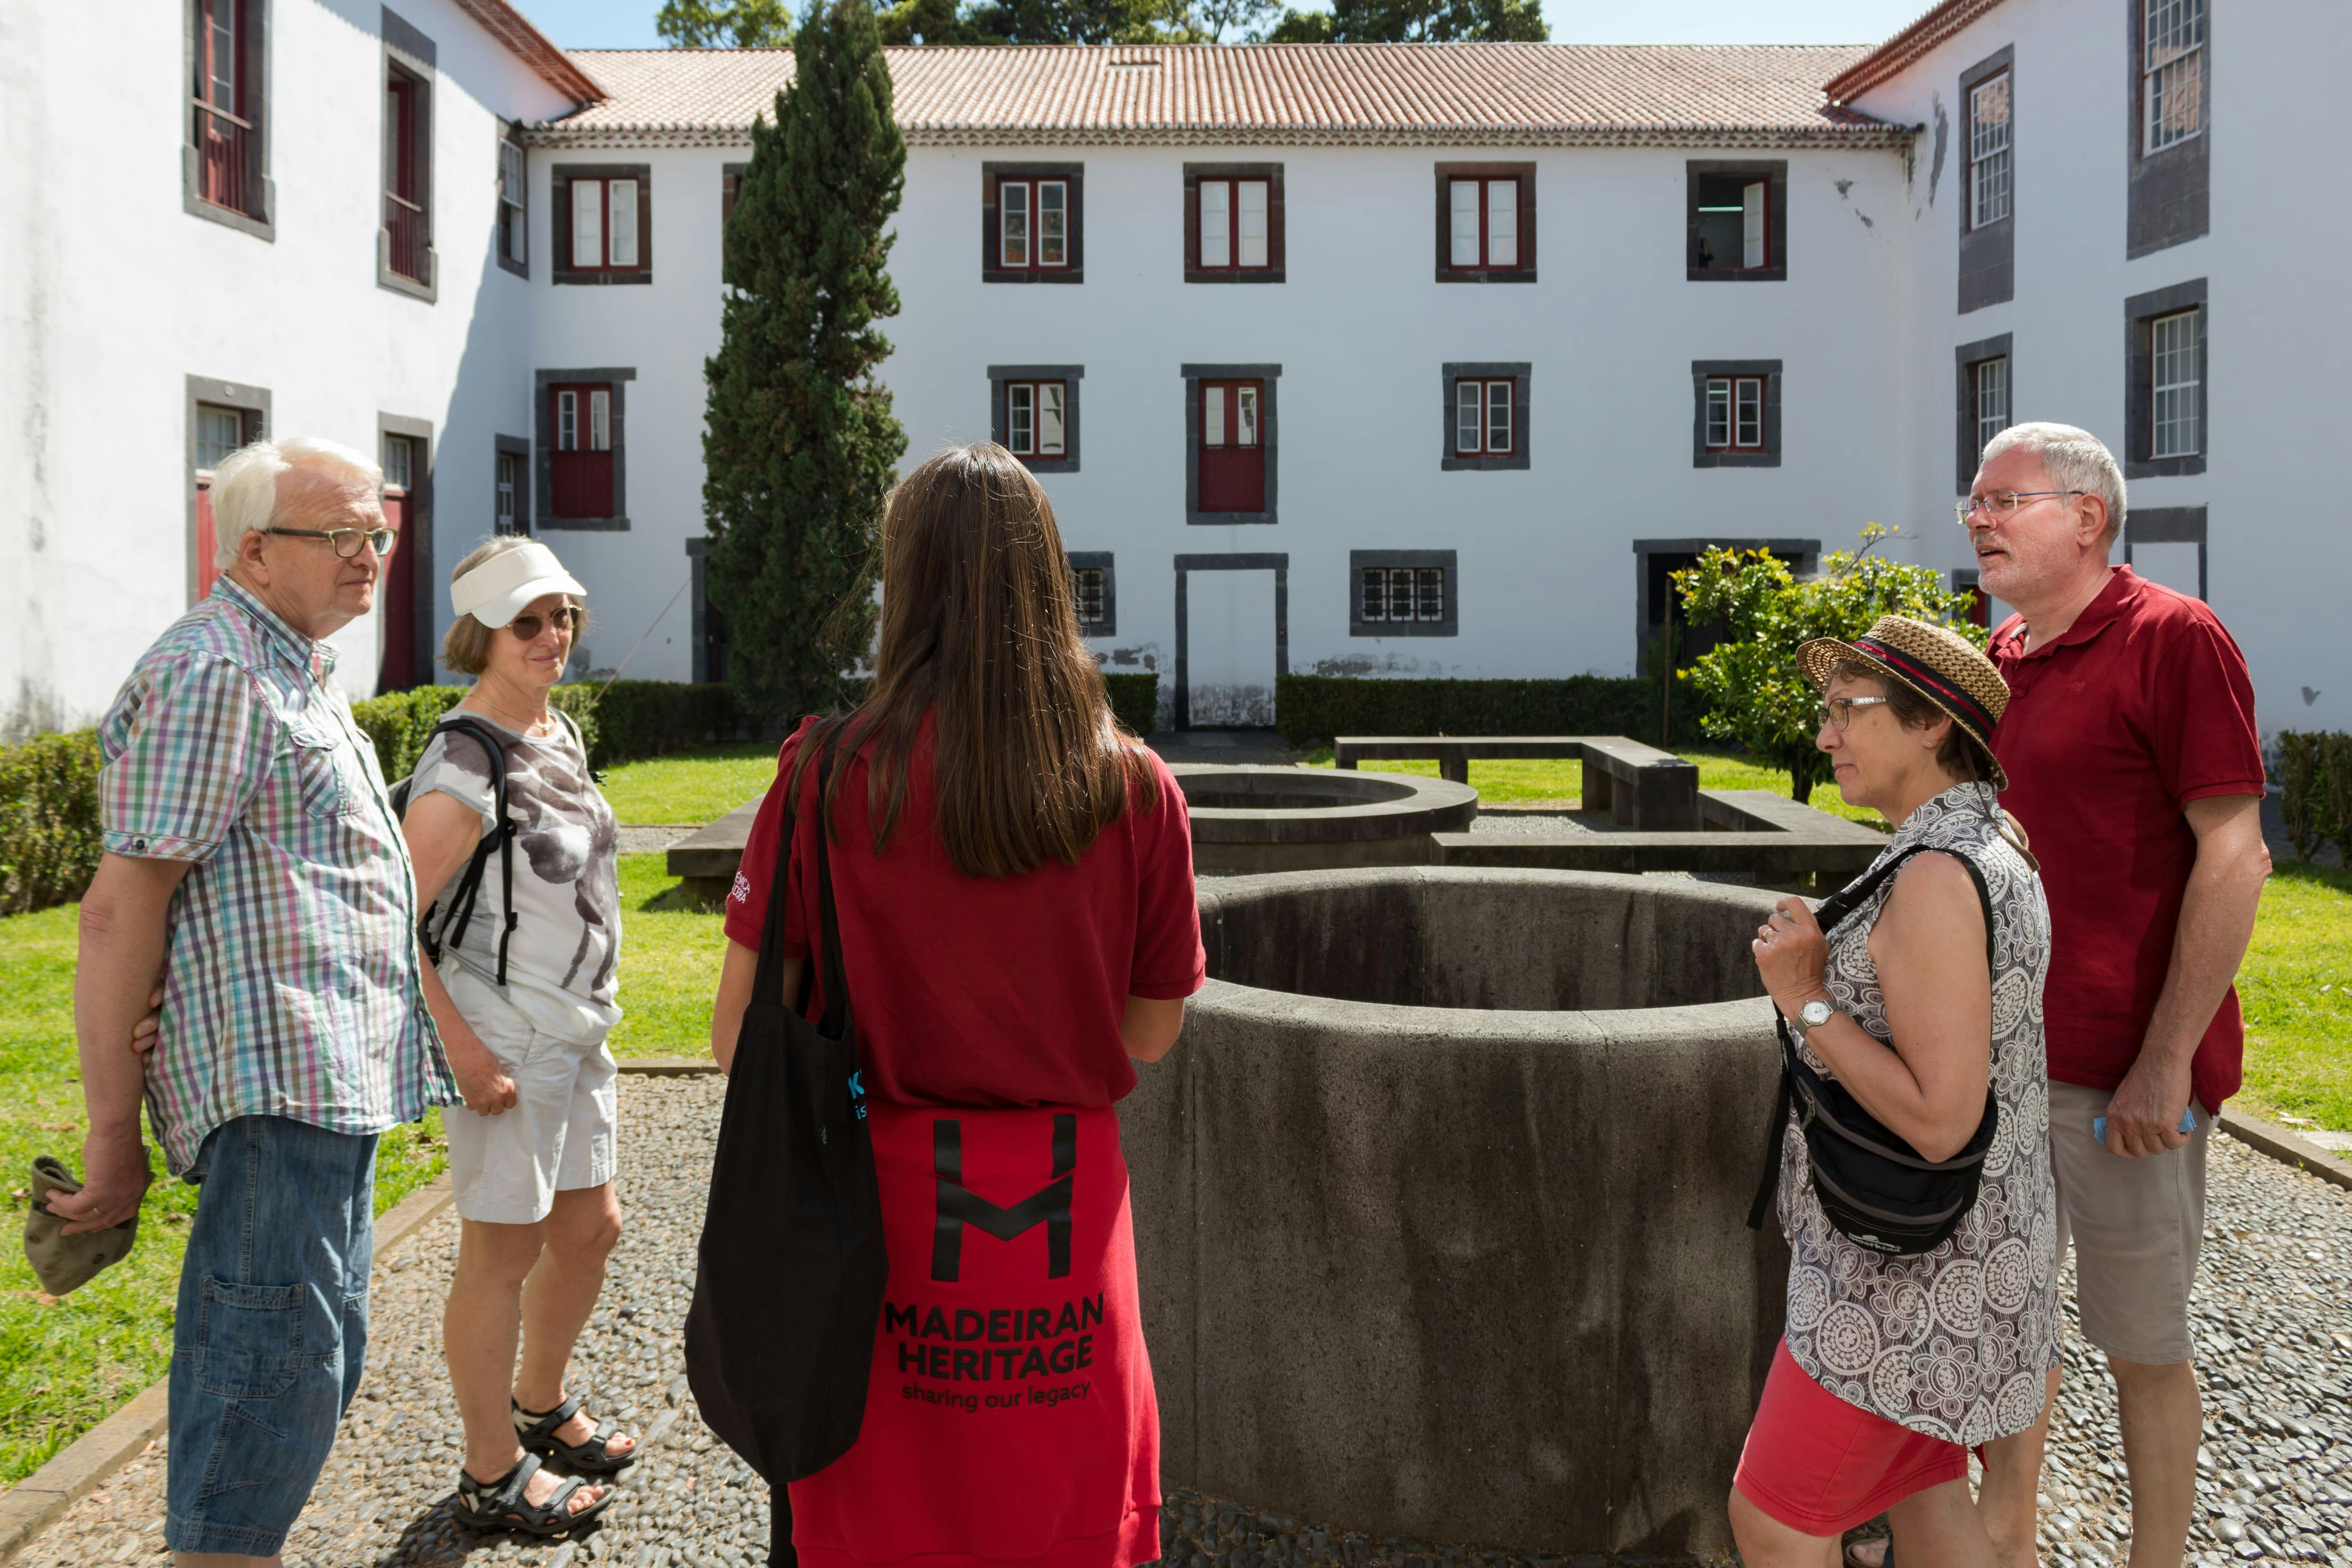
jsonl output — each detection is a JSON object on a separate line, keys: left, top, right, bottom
{"left": 1705, "top": 376, "right": 1765, "bottom": 451}
{"left": 1448, "top": 177, "right": 1519, "bottom": 270}
{"left": 1969, "top": 73, "right": 2013, "bottom": 230}
{"left": 1454, "top": 379, "right": 1514, "bottom": 456}
{"left": 588, "top": 388, "right": 612, "bottom": 453}
{"left": 2150, "top": 309, "right": 2201, "bottom": 459}
{"left": 495, "top": 451, "right": 518, "bottom": 531}
{"left": 1004, "top": 381, "right": 1066, "bottom": 459}
{"left": 556, "top": 390, "right": 579, "bottom": 452}
{"left": 195, "top": 403, "right": 245, "bottom": 472}
{"left": 571, "top": 177, "right": 639, "bottom": 271}
{"left": 1742, "top": 180, "right": 1767, "bottom": 269}
{"left": 2142, "top": 0, "right": 2206, "bottom": 154}
{"left": 998, "top": 178, "right": 1069, "bottom": 271}
{"left": 499, "top": 137, "right": 527, "bottom": 263}
{"left": 381, "top": 434, "right": 413, "bottom": 493}
{"left": 1974, "top": 357, "right": 2010, "bottom": 457}
{"left": 1198, "top": 178, "right": 1269, "bottom": 270}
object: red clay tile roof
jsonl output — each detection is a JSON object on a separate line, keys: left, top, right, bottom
{"left": 1824, "top": 0, "right": 2008, "bottom": 103}
{"left": 528, "top": 43, "right": 1908, "bottom": 149}
{"left": 453, "top": 0, "right": 605, "bottom": 101}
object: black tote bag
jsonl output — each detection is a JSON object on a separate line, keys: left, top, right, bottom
{"left": 685, "top": 742, "right": 888, "bottom": 1494}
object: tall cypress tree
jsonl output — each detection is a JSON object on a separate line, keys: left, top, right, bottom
{"left": 702, "top": 0, "right": 906, "bottom": 719}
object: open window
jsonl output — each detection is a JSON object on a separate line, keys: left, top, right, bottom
{"left": 556, "top": 166, "right": 651, "bottom": 284}
{"left": 1434, "top": 164, "right": 1535, "bottom": 283}
{"left": 187, "top": 0, "right": 271, "bottom": 237}
{"left": 984, "top": 164, "right": 1083, "bottom": 283}
{"left": 497, "top": 129, "right": 527, "bottom": 275}
{"left": 1687, "top": 162, "right": 1786, "bottom": 280}
{"left": 382, "top": 64, "right": 431, "bottom": 288}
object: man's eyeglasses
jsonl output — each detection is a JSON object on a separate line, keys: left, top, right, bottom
{"left": 1954, "top": 490, "right": 2086, "bottom": 528}
{"left": 1815, "top": 696, "right": 1891, "bottom": 731}
{"left": 508, "top": 607, "right": 580, "bottom": 640}
{"left": 265, "top": 526, "right": 398, "bottom": 558}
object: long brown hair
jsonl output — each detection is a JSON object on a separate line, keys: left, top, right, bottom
{"left": 789, "top": 444, "right": 1160, "bottom": 877}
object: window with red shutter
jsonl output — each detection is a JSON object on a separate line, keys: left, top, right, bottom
{"left": 549, "top": 383, "right": 616, "bottom": 519}
{"left": 983, "top": 165, "right": 1083, "bottom": 283}
{"left": 1198, "top": 381, "right": 1265, "bottom": 514}
{"left": 192, "top": 0, "right": 249, "bottom": 212}
{"left": 384, "top": 66, "right": 429, "bottom": 282}
{"left": 1435, "top": 165, "right": 1534, "bottom": 281}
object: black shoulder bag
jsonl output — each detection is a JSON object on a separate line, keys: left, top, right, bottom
{"left": 685, "top": 737, "right": 888, "bottom": 1499}
{"left": 1746, "top": 846, "right": 2001, "bottom": 1258}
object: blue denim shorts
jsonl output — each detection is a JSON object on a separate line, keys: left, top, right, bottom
{"left": 166, "top": 1114, "right": 379, "bottom": 1557}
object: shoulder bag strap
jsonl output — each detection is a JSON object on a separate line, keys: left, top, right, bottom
{"left": 810, "top": 734, "right": 851, "bottom": 1037}
{"left": 747, "top": 748, "right": 806, "bottom": 1011}
{"left": 746, "top": 731, "right": 853, "bottom": 1034}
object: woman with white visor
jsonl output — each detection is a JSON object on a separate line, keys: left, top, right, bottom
{"left": 399, "top": 538, "right": 636, "bottom": 1536}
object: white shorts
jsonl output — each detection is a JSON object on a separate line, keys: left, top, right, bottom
{"left": 440, "top": 964, "right": 618, "bottom": 1225}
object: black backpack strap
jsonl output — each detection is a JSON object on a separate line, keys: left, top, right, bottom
{"left": 429, "top": 716, "right": 516, "bottom": 985}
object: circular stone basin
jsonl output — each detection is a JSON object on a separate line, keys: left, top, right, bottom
{"left": 1121, "top": 867, "right": 1789, "bottom": 1559}
{"left": 1171, "top": 765, "right": 1477, "bottom": 874}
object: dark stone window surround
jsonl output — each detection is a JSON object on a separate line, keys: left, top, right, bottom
{"left": 1685, "top": 160, "right": 1788, "bottom": 282}
{"left": 496, "top": 122, "right": 529, "bottom": 280}
{"left": 1068, "top": 550, "right": 1117, "bottom": 637}
{"left": 495, "top": 433, "right": 531, "bottom": 534}
{"left": 1349, "top": 549, "right": 1459, "bottom": 638}
{"left": 1690, "top": 359, "right": 1784, "bottom": 469}
{"left": 982, "top": 162, "right": 1085, "bottom": 285}
{"left": 2126, "top": 0, "right": 2210, "bottom": 259}
{"left": 1630, "top": 536, "right": 1819, "bottom": 671}
{"left": 1440, "top": 362, "right": 1532, "bottom": 472}
{"left": 377, "top": 8, "right": 437, "bottom": 302}
{"left": 1182, "top": 363, "right": 1280, "bottom": 526}
{"left": 553, "top": 164, "right": 654, "bottom": 286}
{"left": 1172, "top": 552, "right": 1288, "bottom": 732}
{"left": 2123, "top": 504, "right": 2208, "bottom": 601}
{"left": 1954, "top": 332, "right": 2013, "bottom": 491}
{"left": 534, "top": 366, "right": 635, "bottom": 530}
{"left": 1433, "top": 162, "right": 1537, "bottom": 284}
{"left": 182, "top": 0, "right": 275, "bottom": 241}
{"left": 378, "top": 411, "right": 436, "bottom": 678}
{"left": 1183, "top": 163, "right": 1286, "bottom": 285}
{"left": 184, "top": 374, "right": 271, "bottom": 605}
{"left": 2123, "top": 276, "right": 2207, "bottom": 478}
{"left": 687, "top": 537, "right": 713, "bottom": 683}
{"left": 987, "top": 364, "right": 1084, "bottom": 474}
{"left": 1958, "top": 44, "right": 2016, "bottom": 315}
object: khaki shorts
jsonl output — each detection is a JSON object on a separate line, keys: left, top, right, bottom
{"left": 441, "top": 964, "right": 618, "bottom": 1226}
{"left": 2047, "top": 1079, "right": 2209, "bottom": 1365}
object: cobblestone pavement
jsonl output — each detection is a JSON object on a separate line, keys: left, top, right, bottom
{"left": 15, "top": 1083, "right": 2350, "bottom": 1567}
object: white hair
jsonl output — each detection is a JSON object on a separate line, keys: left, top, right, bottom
{"left": 210, "top": 436, "right": 383, "bottom": 570}
{"left": 1979, "top": 422, "right": 2128, "bottom": 546}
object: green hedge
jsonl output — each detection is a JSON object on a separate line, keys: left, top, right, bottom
{"left": 0, "top": 730, "right": 103, "bottom": 916}
{"left": 348, "top": 681, "right": 747, "bottom": 778}
{"left": 1104, "top": 673, "right": 1161, "bottom": 738}
{"left": 2277, "top": 732, "right": 2352, "bottom": 864}
{"left": 1272, "top": 674, "right": 1707, "bottom": 750}
{"left": 348, "top": 685, "right": 467, "bottom": 781}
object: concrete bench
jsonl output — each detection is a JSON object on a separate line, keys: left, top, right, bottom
{"left": 1332, "top": 735, "right": 1701, "bottom": 830}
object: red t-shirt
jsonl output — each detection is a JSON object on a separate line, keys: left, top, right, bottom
{"left": 1987, "top": 568, "right": 2265, "bottom": 1112}
{"left": 724, "top": 717, "right": 1205, "bottom": 1110}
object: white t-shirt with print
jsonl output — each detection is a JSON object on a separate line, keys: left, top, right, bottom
{"left": 408, "top": 710, "right": 622, "bottom": 1045}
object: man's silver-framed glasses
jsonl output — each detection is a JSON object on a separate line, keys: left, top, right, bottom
{"left": 1954, "top": 490, "right": 2085, "bottom": 527}
{"left": 264, "top": 526, "right": 399, "bottom": 558}
{"left": 1815, "top": 696, "right": 1891, "bottom": 731}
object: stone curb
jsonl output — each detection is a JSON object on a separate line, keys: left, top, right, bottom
{"left": 616, "top": 1057, "right": 720, "bottom": 1076}
{"left": 0, "top": 1173, "right": 457, "bottom": 1568}
{"left": 2217, "top": 1106, "right": 2352, "bottom": 1194}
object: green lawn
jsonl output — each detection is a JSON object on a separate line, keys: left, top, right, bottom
{"left": 607, "top": 852, "right": 729, "bottom": 1060}
{"left": 2237, "top": 861, "right": 2352, "bottom": 1133}
{"left": 0, "top": 903, "right": 444, "bottom": 1486}
{"left": 1302, "top": 745, "right": 1890, "bottom": 828}
{"left": 600, "top": 741, "right": 779, "bottom": 825}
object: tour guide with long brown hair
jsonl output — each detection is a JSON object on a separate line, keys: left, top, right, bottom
{"left": 710, "top": 444, "right": 1205, "bottom": 1568}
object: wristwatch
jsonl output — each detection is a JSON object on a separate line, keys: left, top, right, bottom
{"left": 1798, "top": 998, "right": 1836, "bottom": 1033}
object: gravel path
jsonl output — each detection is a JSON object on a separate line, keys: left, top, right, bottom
{"left": 16, "top": 1083, "right": 2351, "bottom": 1567}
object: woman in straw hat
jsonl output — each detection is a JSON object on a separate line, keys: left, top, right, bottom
{"left": 1732, "top": 615, "right": 2058, "bottom": 1568}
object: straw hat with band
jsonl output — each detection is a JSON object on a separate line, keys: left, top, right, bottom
{"left": 1795, "top": 614, "right": 2011, "bottom": 791}
{"left": 451, "top": 541, "right": 586, "bottom": 629}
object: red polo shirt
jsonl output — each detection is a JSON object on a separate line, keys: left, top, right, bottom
{"left": 1987, "top": 567, "right": 2265, "bottom": 1113}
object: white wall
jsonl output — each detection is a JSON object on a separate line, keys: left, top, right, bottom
{"left": 0, "top": 0, "right": 571, "bottom": 732}
{"left": 538, "top": 136, "right": 1917, "bottom": 714}
{"left": 1853, "top": 0, "right": 2352, "bottom": 736}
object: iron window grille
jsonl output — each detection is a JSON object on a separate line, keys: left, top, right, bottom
{"left": 2143, "top": 0, "right": 2207, "bottom": 153}
{"left": 1359, "top": 567, "right": 1446, "bottom": 625}
{"left": 1074, "top": 567, "right": 1106, "bottom": 627}
{"left": 2150, "top": 309, "right": 2201, "bottom": 458}
{"left": 1969, "top": 73, "right": 2013, "bottom": 229}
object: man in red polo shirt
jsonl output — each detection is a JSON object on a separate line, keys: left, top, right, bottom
{"left": 1971, "top": 422, "right": 2270, "bottom": 1568}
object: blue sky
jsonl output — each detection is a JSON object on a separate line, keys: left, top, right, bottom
{"left": 522, "top": 0, "right": 1931, "bottom": 48}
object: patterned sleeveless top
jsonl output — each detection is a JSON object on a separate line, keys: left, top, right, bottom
{"left": 1777, "top": 783, "right": 2061, "bottom": 1444}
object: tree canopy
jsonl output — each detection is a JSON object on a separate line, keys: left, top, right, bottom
{"left": 1259, "top": 0, "right": 1545, "bottom": 42}
{"left": 867, "top": 0, "right": 1544, "bottom": 44}
{"left": 657, "top": 0, "right": 794, "bottom": 48}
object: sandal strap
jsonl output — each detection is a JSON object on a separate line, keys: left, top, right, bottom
{"left": 511, "top": 1392, "right": 583, "bottom": 1441}
{"left": 462, "top": 1451, "right": 544, "bottom": 1514}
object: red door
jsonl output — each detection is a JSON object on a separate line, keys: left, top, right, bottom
{"left": 378, "top": 489, "right": 415, "bottom": 690}
{"left": 194, "top": 483, "right": 223, "bottom": 602}
{"left": 1198, "top": 380, "right": 1265, "bottom": 514}
{"left": 550, "top": 384, "right": 615, "bottom": 519}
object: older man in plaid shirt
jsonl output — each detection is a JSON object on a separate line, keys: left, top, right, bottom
{"left": 59, "top": 435, "right": 455, "bottom": 1565}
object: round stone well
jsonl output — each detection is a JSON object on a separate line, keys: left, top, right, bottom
{"left": 1121, "top": 867, "right": 1792, "bottom": 1559}
{"left": 1171, "top": 764, "right": 1478, "bottom": 874}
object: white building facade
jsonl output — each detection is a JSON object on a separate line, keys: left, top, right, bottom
{"left": 3, "top": 0, "right": 2343, "bottom": 740}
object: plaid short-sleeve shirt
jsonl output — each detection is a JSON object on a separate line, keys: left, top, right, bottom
{"left": 99, "top": 576, "right": 455, "bottom": 1174}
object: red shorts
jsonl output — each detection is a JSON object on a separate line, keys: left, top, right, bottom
{"left": 1733, "top": 1340, "right": 1968, "bottom": 1536}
